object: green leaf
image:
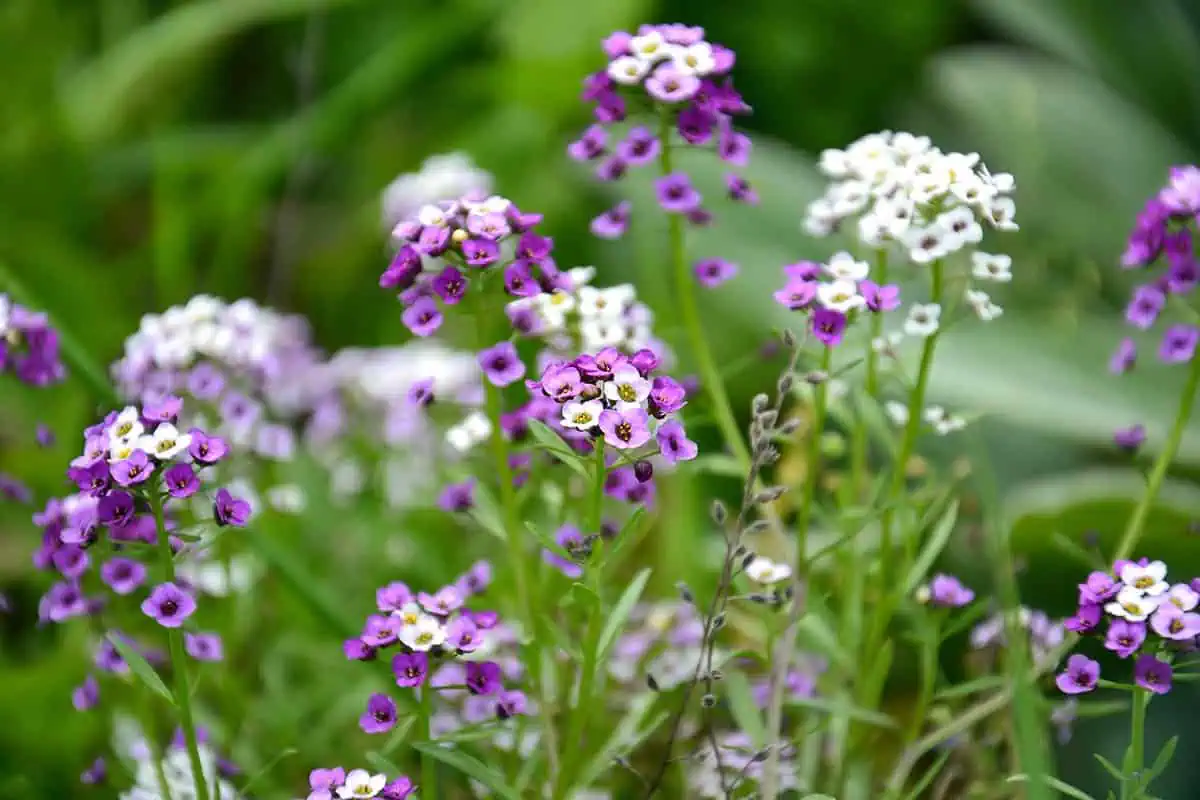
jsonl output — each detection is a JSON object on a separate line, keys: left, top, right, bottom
{"left": 1093, "top": 753, "right": 1125, "bottom": 783}
{"left": 794, "top": 593, "right": 854, "bottom": 673}
{"left": 526, "top": 420, "right": 590, "bottom": 478}
{"left": 595, "top": 568, "right": 652, "bottom": 667}
{"left": 933, "top": 675, "right": 1006, "bottom": 701}
{"left": 1007, "top": 774, "right": 1097, "bottom": 800}
{"left": 689, "top": 453, "right": 747, "bottom": 479}
{"left": 107, "top": 634, "right": 174, "bottom": 706}
{"left": 724, "top": 669, "right": 767, "bottom": 750}
{"left": 410, "top": 742, "right": 521, "bottom": 800}
{"left": 1144, "top": 735, "right": 1179, "bottom": 785}
{"left": 903, "top": 499, "right": 959, "bottom": 595}
{"left": 594, "top": 507, "right": 649, "bottom": 574}
{"left": 900, "top": 750, "right": 952, "bottom": 800}
{"left": 237, "top": 748, "right": 299, "bottom": 796}
{"left": 576, "top": 693, "right": 667, "bottom": 790}
{"left": 468, "top": 482, "right": 507, "bottom": 541}
{"left": 785, "top": 693, "right": 895, "bottom": 729}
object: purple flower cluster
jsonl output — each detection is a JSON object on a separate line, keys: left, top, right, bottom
{"left": 306, "top": 767, "right": 415, "bottom": 800}
{"left": 1057, "top": 558, "right": 1198, "bottom": 695}
{"left": 343, "top": 563, "right": 529, "bottom": 732}
{"left": 573, "top": 24, "right": 755, "bottom": 238}
{"left": 529, "top": 347, "right": 697, "bottom": 462}
{"left": 773, "top": 253, "right": 901, "bottom": 347}
{"left": 0, "top": 294, "right": 66, "bottom": 386}
{"left": 382, "top": 194, "right": 563, "bottom": 337}
{"left": 1115, "top": 166, "right": 1200, "bottom": 371}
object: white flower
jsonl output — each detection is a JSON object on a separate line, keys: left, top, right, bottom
{"left": 884, "top": 401, "right": 910, "bottom": 427}
{"left": 802, "top": 198, "right": 838, "bottom": 236}
{"left": 604, "top": 365, "right": 652, "bottom": 408}
{"left": 744, "top": 556, "right": 791, "bottom": 585}
{"left": 416, "top": 204, "right": 449, "bottom": 227}
{"left": 566, "top": 266, "right": 597, "bottom": 289}
{"left": 830, "top": 181, "right": 871, "bottom": 216}
{"left": 924, "top": 405, "right": 967, "bottom": 435}
{"left": 1106, "top": 586, "right": 1162, "bottom": 622}
{"left": 337, "top": 769, "right": 388, "bottom": 799}
{"left": 872, "top": 332, "right": 904, "bottom": 355}
{"left": 1167, "top": 583, "right": 1200, "bottom": 611}
{"left": 673, "top": 42, "right": 715, "bottom": 76}
{"left": 936, "top": 206, "right": 983, "bottom": 247}
{"left": 817, "top": 148, "right": 851, "bottom": 178}
{"left": 971, "top": 252, "right": 1013, "bottom": 282}
{"left": 874, "top": 196, "right": 916, "bottom": 237}
{"left": 904, "top": 226, "right": 951, "bottom": 265}
{"left": 108, "top": 441, "right": 139, "bottom": 464}
{"left": 0, "top": 295, "right": 10, "bottom": 336}
{"left": 816, "top": 280, "right": 865, "bottom": 313}
{"left": 608, "top": 55, "right": 649, "bottom": 85}
{"left": 825, "top": 252, "right": 870, "bottom": 281}
{"left": 891, "top": 132, "right": 931, "bottom": 160}
{"left": 949, "top": 174, "right": 997, "bottom": 207}
{"left": 535, "top": 291, "right": 576, "bottom": 330}
{"left": 983, "top": 196, "right": 1018, "bottom": 231}
{"left": 629, "top": 31, "right": 667, "bottom": 61}
{"left": 110, "top": 406, "right": 145, "bottom": 444}
{"left": 580, "top": 318, "right": 628, "bottom": 351}
{"left": 146, "top": 423, "right": 192, "bottom": 460}
{"left": 856, "top": 213, "right": 889, "bottom": 247}
{"left": 578, "top": 285, "right": 633, "bottom": 318}
{"left": 1120, "top": 561, "right": 1170, "bottom": 596}
{"left": 965, "top": 289, "right": 1003, "bottom": 322}
{"left": 394, "top": 601, "right": 422, "bottom": 627}
{"left": 562, "top": 399, "right": 604, "bottom": 431}
{"left": 382, "top": 152, "right": 492, "bottom": 229}
{"left": 903, "top": 303, "right": 941, "bottom": 338}
{"left": 446, "top": 411, "right": 492, "bottom": 453}
{"left": 979, "top": 164, "right": 1015, "bottom": 193}
{"left": 399, "top": 614, "right": 447, "bottom": 652}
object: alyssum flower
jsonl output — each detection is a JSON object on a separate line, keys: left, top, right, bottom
{"left": 0, "top": 293, "right": 66, "bottom": 387}
{"left": 772, "top": 254, "right": 901, "bottom": 347}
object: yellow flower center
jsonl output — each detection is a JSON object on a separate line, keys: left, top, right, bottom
{"left": 573, "top": 412, "right": 593, "bottom": 425}
{"left": 1134, "top": 576, "right": 1154, "bottom": 589}
{"left": 617, "top": 384, "right": 637, "bottom": 403}
{"left": 1123, "top": 602, "right": 1141, "bottom": 616}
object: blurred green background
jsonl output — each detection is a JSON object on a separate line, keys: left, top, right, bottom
{"left": 4, "top": 0, "right": 1200, "bottom": 796}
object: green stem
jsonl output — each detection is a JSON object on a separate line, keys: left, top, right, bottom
{"left": 150, "top": 491, "right": 210, "bottom": 800}
{"left": 1123, "top": 688, "right": 1148, "bottom": 800}
{"left": 900, "top": 620, "right": 941, "bottom": 749}
{"left": 419, "top": 686, "right": 437, "bottom": 798}
{"left": 847, "top": 249, "right": 889, "bottom": 502}
{"left": 796, "top": 346, "right": 834, "bottom": 570}
{"left": 1113, "top": 352, "right": 1200, "bottom": 563}
{"left": 657, "top": 113, "right": 750, "bottom": 470}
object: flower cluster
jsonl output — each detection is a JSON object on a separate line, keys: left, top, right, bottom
{"left": 1113, "top": 165, "right": 1200, "bottom": 372}
{"left": 772, "top": 252, "right": 901, "bottom": 346}
{"left": 343, "top": 564, "right": 529, "bottom": 731}
{"left": 0, "top": 294, "right": 66, "bottom": 386}
{"left": 915, "top": 573, "right": 975, "bottom": 608}
{"left": 573, "top": 24, "right": 756, "bottom": 238}
{"left": 1057, "top": 559, "right": 1199, "bottom": 695}
{"left": 306, "top": 767, "right": 415, "bottom": 800}
{"left": 970, "top": 606, "right": 1066, "bottom": 670}
{"left": 117, "top": 730, "right": 242, "bottom": 800}
{"left": 382, "top": 193, "right": 559, "bottom": 337}
{"left": 381, "top": 152, "right": 492, "bottom": 232}
{"left": 530, "top": 348, "right": 697, "bottom": 462}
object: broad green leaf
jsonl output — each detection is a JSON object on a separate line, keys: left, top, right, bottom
{"left": 724, "top": 669, "right": 767, "bottom": 750}
{"left": 594, "top": 568, "right": 652, "bottom": 667}
{"left": 526, "top": 420, "right": 590, "bottom": 478}
{"left": 903, "top": 499, "right": 959, "bottom": 595}
{"left": 107, "top": 634, "right": 174, "bottom": 706}
{"left": 410, "top": 742, "right": 521, "bottom": 800}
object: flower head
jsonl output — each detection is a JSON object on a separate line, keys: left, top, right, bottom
{"left": 359, "top": 694, "right": 398, "bottom": 734}
{"left": 141, "top": 582, "right": 197, "bottom": 628}
{"left": 1055, "top": 654, "right": 1099, "bottom": 695}
{"left": 1134, "top": 654, "right": 1173, "bottom": 694}
{"left": 478, "top": 342, "right": 526, "bottom": 388}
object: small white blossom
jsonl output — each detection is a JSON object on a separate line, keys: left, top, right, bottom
{"left": 630, "top": 31, "right": 667, "bottom": 61}
{"left": 446, "top": 411, "right": 492, "bottom": 453}
{"left": 110, "top": 407, "right": 144, "bottom": 445}
{"left": 146, "top": 423, "right": 192, "bottom": 461}
{"left": 904, "top": 225, "right": 951, "bottom": 264}
{"left": 673, "top": 42, "right": 715, "bottom": 76}
{"left": 825, "top": 252, "right": 870, "bottom": 281}
{"left": 745, "top": 556, "right": 791, "bottom": 585}
{"left": 971, "top": 252, "right": 1013, "bottom": 282}
{"left": 872, "top": 332, "right": 904, "bottom": 355}
{"left": 965, "top": 289, "right": 1003, "bottom": 322}
{"left": 578, "top": 285, "right": 634, "bottom": 318}
{"left": 603, "top": 365, "right": 652, "bottom": 409}
{"left": 983, "top": 196, "right": 1018, "bottom": 231}
{"left": 903, "top": 303, "right": 941, "bottom": 338}
{"left": 937, "top": 206, "right": 984, "bottom": 248}
{"left": 924, "top": 405, "right": 967, "bottom": 435}
{"left": 885, "top": 401, "right": 910, "bottom": 427}
{"left": 337, "top": 769, "right": 388, "bottom": 799}
{"left": 608, "top": 55, "right": 650, "bottom": 85}
{"left": 1120, "top": 561, "right": 1170, "bottom": 596}
{"left": 816, "top": 280, "right": 866, "bottom": 313}
{"left": 562, "top": 399, "right": 604, "bottom": 430}
{"left": 580, "top": 318, "right": 629, "bottom": 351}
{"left": 400, "top": 614, "right": 447, "bottom": 652}
{"left": 1106, "top": 587, "right": 1162, "bottom": 622}
{"left": 417, "top": 204, "right": 449, "bottom": 227}
{"left": 1167, "top": 583, "right": 1200, "bottom": 611}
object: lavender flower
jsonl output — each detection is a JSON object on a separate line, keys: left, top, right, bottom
{"left": 1134, "top": 653, "right": 1173, "bottom": 694}
{"left": 185, "top": 632, "right": 225, "bottom": 662}
{"left": 693, "top": 258, "right": 738, "bottom": 288}
{"left": 141, "top": 582, "right": 197, "bottom": 628}
{"left": 477, "top": 342, "right": 526, "bottom": 387}
{"left": 0, "top": 295, "right": 67, "bottom": 386}
{"left": 1055, "top": 654, "right": 1100, "bottom": 695}
{"left": 438, "top": 479, "right": 475, "bottom": 512}
{"left": 654, "top": 173, "right": 702, "bottom": 214}
{"left": 359, "top": 693, "right": 398, "bottom": 734}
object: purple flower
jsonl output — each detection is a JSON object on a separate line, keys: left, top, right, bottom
{"left": 361, "top": 614, "right": 402, "bottom": 647}
{"left": 1064, "top": 603, "right": 1103, "bottom": 633}
{"left": 36, "top": 423, "right": 55, "bottom": 447}
{"left": 648, "top": 376, "right": 687, "bottom": 417}
{"left": 1160, "top": 324, "right": 1199, "bottom": 363}
{"left": 861, "top": 280, "right": 901, "bottom": 312}
{"left": 1150, "top": 604, "right": 1200, "bottom": 640}
{"left": 80, "top": 757, "right": 106, "bottom": 785}
{"left": 100, "top": 557, "right": 146, "bottom": 595}
{"left": 185, "top": 632, "right": 224, "bottom": 662}
{"left": 256, "top": 424, "right": 296, "bottom": 460}
{"left": 466, "top": 661, "right": 503, "bottom": 695}
{"left": 774, "top": 279, "right": 818, "bottom": 310}
{"left": 72, "top": 675, "right": 99, "bottom": 710}
{"left": 1113, "top": 425, "right": 1146, "bottom": 453}
{"left": 1134, "top": 654, "right": 1172, "bottom": 694}
{"left": 617, "top": 126, "right": 661, "bottom": 166}
{"left": 462, "top": 238, "right": 500, "bottom": 267}
{"left": 542, "top": 363, "right": 584, "bottom": 401}
{"left": 596, "top": 155, "right": 627, "bottom": 182}
{"left": 591, "top": 201, "right": 631, "bottom": 239}
{"left": 376, "top": 582, "right": 413, "bottom": 612}
{"left": 1110, "top": 338, "right": 1137, "bottom": 374}
{"left": 645, "top": 63, "right": 699, "bottom": 103}
{"left": 445, "top": 615, "right": 482, "bottom": 653}
{"left": 308, "top": 767, "right": 346, "bottom": 800}
{"left": 110, "top": 450, "right": 153, "bottom": 487}
{"left": 1055, "top": 654, "right": 1100, "bottom": 694}
{"left": 811, "top": 308, "right": 847, "bottom": 347}
{"left": 401, "top": 296, "right": 443, "bottom": 337}
{"left": 927, "top": 573, "right": 975, "bottom": 607}
{"left": 380, "top": 245, "right": 423, "bottom": 290}
{"left": 142, "top": 395, "right": 182, "bottom": 423}
{"left": 52, "top": 546, "right": 89, "bottom": 579}
{"left": 432, "top": 266, "right": 468, "bottom": 305}
{"left": 438, "top": 479, "right": 476, "bottom": 512}
{"left": 97, "top": 490, "right": 135, "bottom": 527}
{"left": 677, "top": 106, "right": 716, "bottom": 145}
{"left": 416, "top": 225, "right": 450, "bottom": 256}
{"left": 693, "top": 258, "right": 738, "bottom": 288}
{"left": 1161, "top": 164, "right": 1200, "bottom": 215}
{"left": 478, "top": 341, "right": 526, "bottom": 387}
{"left": 163, "top": 464, "right": 200, "bottom": 498}
{"left": 1103, "top": 618, "right": 1145, "bottom": 658}
{"left": 725, "top": 173, "right": 758, "bottom": 204}
{"left": 188, "top": 430, "right": 227, "bottom": 465}
{"left": 1080, "top": 571, "right": 1119, "bottom": 603}
{"left": 504, "top": 262, "right": 539, "bottom": 297}
{"left": 187, "top": 364, "right": 226, "bottom": 400}
{"left": 718, "top": 127, "right": 751, "bottom": 166}
{"left": 467, "top": 212, "right": 511, "bottom": 241}
{"left": 568, "top": 124, "right": 608, "bottom": 162}
{"left": 543, "top": 524, "right": 586, "bottom": 579}
{"left": 656, "top": 420, "right": 698, "bottom": 464}
{"left": 418, "top": 585, "right": 464, "bottom": 616}
{"left": 1126, "top": 285, "right": 1165, "bottom": 329}
{"left": 598, "top": 407, "right": 652, "bottom": 449}
{"left": 457, "top": 560, "right": 492, "bottom": 595}
{"left": 495, "top": 689, "right": 528, "bottom": 719}
{"left": 359, "top": 693, "right": 398, "bottom": 734}
{"left": 382, "top": 776, "right": 416, "bottom": 800}
{"left": 213, "top": 488, "right": 251, "bottom": 527}
{"left": 654, "top": 172, "right": 702, "bottom": 214}
{"left": 392, "top": 651, "right": 429, "bottom": 687}
{"left": 140, "top": 582, "right": 196, "bottom": 628}
{"left": 343, "top": 638, "right": 376, "bottom": 662}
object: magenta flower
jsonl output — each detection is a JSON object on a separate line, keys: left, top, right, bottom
{"left": 376, "top": 582, "right": 413, "bottom": 613}
{"left": 654, "top": 173, "right": 702, "bottom": 214}
{"left": 401, "top": 296, "right": 443, "bottom": 337}
{"left": 100, "top": 557, "right": 146, "bottom": 595}
{"left": 693, "top": 258, "right": 738, "bottom": 288}
{"left": 466, "top": 661, "right": 503, "bottom": 696}
{"left": 618, "top": 126, "right": 661, "bottom": 166}
{"left": 163, "top": 464, "right": 200, "bottom": 498}
{"left": 1080, "top": 571, "right": 1120, "bottom": 604}
{"left": 359, "top": 693, "right": 398, "bottom": 734}
{"left": 648, "top": 376, "right": 687, "bottom": 417}
{"left": 656, "top": 420, "right": 698, "bottom": 464}
{"left": 141, "top": 582, "right": 196, "bottom": 628}
{"left": 568, "top": 124, "right": 608, "bottom": 162}
{"left": 184, "top": 632, "right": 224, "bottom": 662}
{"left": 1064, "top": 603, "right": 1102, "bottom": 634}
{"left": 927, "top": 573, "right": 975, "bottom": 607}
{"left": 496, "top": 689, "right": 528, "bottom": 719}
{"left": 188, "top": 430, "right": 227, "bottom": 465}
{"left": 382, "top": 776, "right": 416, "bottom": 799}
{"left": 438, "top": 479, "right": 475, "bottom": 512}
{"left": 1126, "top": 285, "right": 1165, "bottom": 329}
{"left": 1103, "top": 618, "right": 1145, "bottom": 658}
{"left": 343, "top": 638, "right": 375, "bottom": 662}
{"left": 774, "top": 279, "right": 818, "bottom": 310}
{"left": 432, "top": 266, "right": 467, "bottom": 305}
{"left": 445, "top": 615, "right": 482, "bottom": 653}
{"left": 598, "top": 407, "right": 652, "bottom": 449}
{"left": 811, "top": 308, "right": 847, "bottom": 347}
{"left": 462, "top": 238, "right": 500, "bottom": 267}
{"left": 308, "top": 767, "right": 346, "bottom": 800}
{"left": 591, "top": 201, "right": 631, "bottom": 239}
{"left": 1159, "top": 324, "right": 1199, "bottom": 363}
{"left": 478, "top": 341, "right": 526, "bottom": 387}
{"left": 72, "top": 675, "right": 99, "bottom": 711}
{"left": 110, "top": 450, "right": 152, "bottom": 487}
{"left": 645, "top": 63, "right": 699, "bottom": 103}
{"left": 213, "top": 488, "right": 251, "bottom": 527}
{"left": 543, "top": 524, "right": 586, "bottom": 579}
{"left": 1113, "top": 424, "right": 1146, "bottom": 453}
{"left": 392, "top": 651, "right": 429, "bottom": 688}
{"left": 717, "top": 127, "right": 751, "bottom": 166}
{"left": 361, "top": 614, "right": 402, "bottom": 647}
{"left": 97, "top": 490, "right": 135, "bottom": 527}
{"left": 726, "top": 173, "right": 758, "bottom": 204}
{"left": 1055, "top": 654, "right": 1100, "bottom": 695}
{"left": 1134, "top": 654, "right": 1173, "bottom": 694}
{"left": 861, "top": 280, "right": 901, "bottom": 312}
{"left": 418, "top": 585, "right": 465, "bottom": 616}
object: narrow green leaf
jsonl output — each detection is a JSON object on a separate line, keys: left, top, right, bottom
{"left": 1007, "top": 774, "right": 1097, "bottom": 800}
{"left": 903, "top": 499, "right": 960, "bottom": 595}
{"left": 238, "top": 748, "right": 298, "bottom": 796}
{"left": 934, "top": 675, "right": 1006, "bottom": 701}
{"left": 724, "top": 669, "right": 767, "bottom": 749}
{"left": 595, "top": 507, "right": 650, "bottom": 575}
{"left": 795, "top": 594, "right": 854, "bottom": 672}
{"left": 786, "top": 693, "right": 895, "bottom": 729}
{"left": 410, "top": 742, "right": 521, "bottom": 800}
{"left": 576, "top": 693, "right": 665, "bottom": 790}
{"left": 595, "top": 568, "right": 652, "bottom": 666}
{"left": 526, "top": 420, "right": 590, "bottom": 478}
{"left": 1144, "top": 735, "right": 1179, "bottom": 784}
{"left": 468, "top": 483, "right": 507, "bottom": 541}
{"left": 107, "top": 634, "right": 174, "bottom": 705}
{"left": 900, "top": 750, "right": 951, "bottom": 800}
{"left": 1093, "top": 753, "right": 1125, "bottom": 783}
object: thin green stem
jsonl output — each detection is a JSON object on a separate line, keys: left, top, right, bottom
{"left": 150, "top": 491, "right": 210, "bottom": 800}
{"left": 1123, "top": 688, "right": 1148, "bottom": 800}
{"left": 900, "top": 620, "right": 941, "bottom": 749}
{"left": 419, "top": 686, "right": 437, "bottom": 798}
{"left": 657, "top": 114, "right": 750, "bottom": 470}
{"left": 847, "top": 249, "right": 889, "bottom": 502}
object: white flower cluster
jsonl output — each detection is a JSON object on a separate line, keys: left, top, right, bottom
{"left": 1106, "top": 561, "right": 1196, "bottom": 623}
{"left": 107, "top": 406, "right": 192, "bottom": 462}
{"left": 805, "top": 130, "right": 1018, "bottom": 330}
{"left": 507, "top": 266, "right": 661, "bottom": 357}
{"left": 119, "top": 745, "right": 241, "bottom": 800}
{"left": 608, "top": 29, "right": 718, "bottom": 84}
{"left": 381, "top": 152, "right": 493, "bottom": 231}
{"left": 884, "top": 401, "right": 967, "bottom": 435}
{"left": 318, "top": 342, "right": 481, "bottom": 410}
